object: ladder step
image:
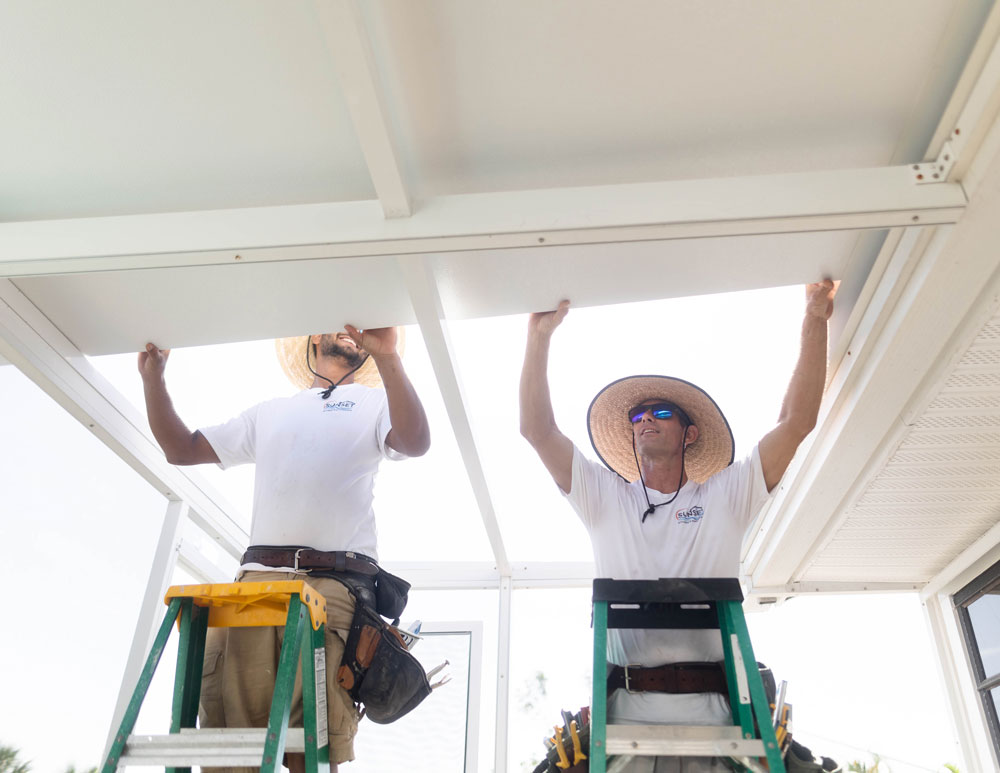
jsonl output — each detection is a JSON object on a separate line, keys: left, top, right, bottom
{"left": 120, "top": 728, "right": 306, "bottom": 766}
{"left": 606, "top": 725, "right": 766, "bottom": 756}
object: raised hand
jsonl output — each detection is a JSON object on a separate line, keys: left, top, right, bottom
{"left": 805, "top": 279, "right": 837, "bottom": 321}
{"left": 344, "top": 325, "right": 398, "bottom": 357}
{"left": 528, "top": 300, "right": 571, "bottom": 338}
{"left": 137, "top": 343, "right": 170, "bottom": 381}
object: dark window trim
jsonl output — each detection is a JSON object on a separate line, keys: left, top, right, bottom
{"left": 954, "top": 557, "right": 1000, "bottom": 759}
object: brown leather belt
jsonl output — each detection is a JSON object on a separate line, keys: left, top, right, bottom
{"left": 241, "top": 546, "right": 379, "bottom": 577}
{"left": 607, "top": 662, "right": 728, "bottom": 695}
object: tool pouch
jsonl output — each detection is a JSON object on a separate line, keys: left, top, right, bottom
{"left": 373, "top": 566, "right": 411, "bottom": 623}
{"left": 336, "top": 599, "right": 431, "bottom": 724}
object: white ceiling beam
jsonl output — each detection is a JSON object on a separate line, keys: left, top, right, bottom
{"left": 743, "top": 139, "right": 1000, "bottom": 591}
{"left": 397, "top": 255, "right": 511, "bottom": 576}
{"left": 0, "top": 166, "right": 965, "bottom": 277}
{"left": 0, "top": 278, "right": 248, "bottom": 560}
{"left": 313, "top": 0, "right": 410, "bottom": 218}
{"left": 924, "top": 0, "right": 1000, "bottom": 194}
{"left": 381, "top": 561, "right": 596, "bottom": 590}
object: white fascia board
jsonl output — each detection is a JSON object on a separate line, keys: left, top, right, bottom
{"left": 0, "top": 279, "right": 248, "bottom": 559}
{"left": 314, "top": 0, "right": 410, "bottom": 218}
{"left": 744, "top": 141, "right": 1000, "bottom": 590}
{"left": 397, "top": 255, "right": 510, "bottom": 575}
{"left": 749, "top": 582, "right": 922, "bottom": 597}
{"left": 0, "top": 166, "right": 966, "bottom": 276}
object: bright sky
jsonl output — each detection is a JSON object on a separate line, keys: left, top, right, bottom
{"left": 0, "top": 286, "right": 963, "bottom": 772}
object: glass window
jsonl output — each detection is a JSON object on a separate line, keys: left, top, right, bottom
{"left": 968, "top": 591, "right": 1000, "bottom": 677}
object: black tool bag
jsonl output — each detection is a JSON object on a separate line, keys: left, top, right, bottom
{"left": 374, "top": 566, "right": 411, "bottom": 623}
{"left": 336, "top": 596, "right": 431, "bottom": 724}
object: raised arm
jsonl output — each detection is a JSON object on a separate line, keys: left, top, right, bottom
{"left": 345, "top": 325, "right": 430, "bottom": 457}
{"left": 758, "top": 280, "right": 837, "bottom": 491}
{"left": 138, "top": 344, "right": 220, "bottom": 465}
{"left": 519, "top": 300, "right": 574, "bottom": 493}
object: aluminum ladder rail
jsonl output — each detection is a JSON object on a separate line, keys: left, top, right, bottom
{"left": 590, "top": 578, "right": 785, "bottom": 773}
{"left": 100, "top": 581, "right": 332, "bottom": 773}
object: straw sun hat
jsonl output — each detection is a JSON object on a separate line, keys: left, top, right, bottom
{"left": 587, "top": 375, "right": 735, "bottom": 484}
{"left": 275, "top": 329, "right": 406, "bottom": 390}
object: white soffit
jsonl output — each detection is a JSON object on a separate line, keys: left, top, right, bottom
{"left": 801, "top": 314, "right": 1000, "bottom": 585}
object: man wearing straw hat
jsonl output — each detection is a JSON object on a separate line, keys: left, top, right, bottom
{"left": 519, "top": 281, "right": 836, "bottom": 772}
{"left": 138, "top": 325, "right": 429, "bottom": 772}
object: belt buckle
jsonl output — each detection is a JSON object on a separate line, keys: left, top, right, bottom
{"left": 293, "top": 548, "right": 312, "bottom": 574}
{"left": 623, "top": 664, "right": 641, "bottom": 693}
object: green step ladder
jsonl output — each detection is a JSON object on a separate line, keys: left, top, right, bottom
{"left": 589, "top": 578, "right": 785, "bottom": 773}
{"left": 101, "top": 580, "right": 332, "bottom": 773}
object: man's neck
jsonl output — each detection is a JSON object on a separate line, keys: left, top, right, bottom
{"left": 310, "top": 356, "right": 358, "bottom": 389}
{"left": 638, "top": 454, "right": 688, "bottom": 494}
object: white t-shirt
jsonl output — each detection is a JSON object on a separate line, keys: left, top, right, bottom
{"left": 564, "top": 444, "right": 770, "bottom": 727}
{"left": 200, "top": 384, "right": 404, "bottom": 564}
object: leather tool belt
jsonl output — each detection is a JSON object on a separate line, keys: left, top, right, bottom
{"left": 607, "top": 662, "right": 728, "bottom": 696}
{"left": 242, "top": 545, "right": 379, "bottom": 577}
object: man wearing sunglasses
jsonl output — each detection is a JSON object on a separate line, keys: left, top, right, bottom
{"left": 519, "top": 281, "right": 837, "bottom": 771}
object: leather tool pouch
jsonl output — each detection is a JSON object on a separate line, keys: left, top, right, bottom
{"left": 336, "top": 597, "right": 431, "bottom": 724}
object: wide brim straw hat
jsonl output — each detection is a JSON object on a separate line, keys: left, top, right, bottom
{"left": 275, "top": 329, "right": 406, "bottom": 390}
{"left": 587, "top": 375, "right": 735, "bottom": 484}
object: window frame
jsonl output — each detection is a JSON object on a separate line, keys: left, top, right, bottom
{"left": 954, "top": 558, "right": 1000, "bottom": 757}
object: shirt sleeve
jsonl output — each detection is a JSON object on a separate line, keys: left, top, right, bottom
{"left": 563, "top": 444, "right": 629, "bottom": 531}
{"left": 199, "top": 402, "right": 262, "bottom": 470}
{"left": 714, "top": 444, "right": 771, "bottom": 528}
{"left": 374, "top": 390, "right": 407, "bottom": 461}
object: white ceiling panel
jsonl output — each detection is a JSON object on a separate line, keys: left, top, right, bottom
{"left": 0, "top": 1, "right": 375, "bottom": 221}
{"left": 13, "top": 228, "right": 861, "bottom": 356}
{"left": 363, "top": 0, "right": 991, "bottom": 195}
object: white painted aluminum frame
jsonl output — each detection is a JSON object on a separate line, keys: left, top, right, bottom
{"left": 418, "top": 621, "right": 485, "bottom": 773}
{"left": 0, "top": 166, "right": 965, "bottom": 277}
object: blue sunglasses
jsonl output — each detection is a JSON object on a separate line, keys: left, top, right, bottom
{"left": 628, "top": 402, "right": 684, "bottom": 424}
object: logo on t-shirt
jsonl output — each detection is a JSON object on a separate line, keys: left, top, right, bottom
{"left": 323, "top": 400, "right": 356, "bottom": 413}
{"left": 675, "top": 505, "right": 704, "bottom": 523}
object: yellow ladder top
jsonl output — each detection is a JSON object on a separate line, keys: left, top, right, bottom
{"left": 164, "top": 581, "right": 328, "bottom": 631}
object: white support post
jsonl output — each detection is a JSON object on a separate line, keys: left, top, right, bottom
{"left": 102, "top": 499, "right": 188, "bottom": 762}
{"left": 494, "top": 575, "right": 512, "bottom": 773}
{"left": 923, "top": 593, "right": 996, "bottom": 772}
{"left": 313, "top": 0, "right": 411, "bottom": 218}
{"left": 397, "top": 254, "right": 511, "bottom": 575}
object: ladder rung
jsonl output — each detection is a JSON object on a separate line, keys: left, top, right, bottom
{"left": 119, "top": 728, "right": 306, "bottom": 766}
{"left": 606, "top": 725, "right": 766, "bottom": 756}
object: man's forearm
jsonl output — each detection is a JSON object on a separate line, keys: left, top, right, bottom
{"left": 373, "top": 353, "right": 430, "bottom": 457}
{"left": 777, "top": 313, "right": 828, "bottom": 437}
{"left": 519, "top": 331, "right": 558, "bottom": 442}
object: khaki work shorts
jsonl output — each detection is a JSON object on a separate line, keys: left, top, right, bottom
{"left": 199, "top": 570, "right": 361, "bottom": 769}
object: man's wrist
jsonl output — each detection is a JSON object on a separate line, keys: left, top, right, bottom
{"left": 370, "top": 351, "right": 402, "bottom": 365}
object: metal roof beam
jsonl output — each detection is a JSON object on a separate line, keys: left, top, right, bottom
{"left": 0, "top": 165, "right": 966, "bottom": 277}
{"left": 397, "top": 255, "right": 511, "bottom": 576}
{"left": 314, "top": 0, "right": 411, "bottom": 218}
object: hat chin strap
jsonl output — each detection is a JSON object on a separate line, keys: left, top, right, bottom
{"left": 633, "top": 434, "right": 687, "bottom": 523}
{"left": 305, "top": 338, "right": 371, "bottom": 398}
